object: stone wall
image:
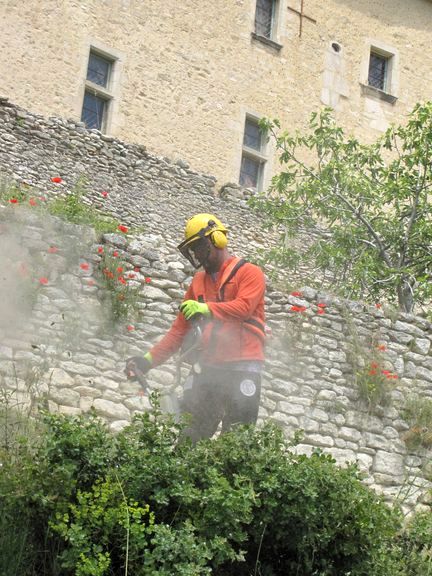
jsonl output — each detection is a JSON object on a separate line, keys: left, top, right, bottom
{"left": 0, "top": 99, "right": 431, "bottom": 512}
{"left": 1, "top": 0, "right": 431, "bottom": 188}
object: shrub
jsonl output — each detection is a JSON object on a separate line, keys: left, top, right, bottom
{"left": 0, "top": 403, "right": 413, "bottom": 575}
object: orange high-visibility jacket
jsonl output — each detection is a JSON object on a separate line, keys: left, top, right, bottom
{"left": 149, "top": 256, "right": 266, "bottom": 366}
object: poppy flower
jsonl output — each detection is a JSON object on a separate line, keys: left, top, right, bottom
{"left": 118, "top": 276, "right": 126, "bottom": 285}
{"left": 127, "top": 325, "right": 135, "bottom": 332}
{"left": 117, "top": 225, "right": 128, "bottom": 233}
{"left": 97, "top": 246, "right": 104, "bottom": 254}
{"left": 370, "top": 361, "right": 379, "bottom": 369}
{"left": 381, "top": 369, "right": 391, "bottom": 376}
{"left": 317, "top": 303, "right": 327, "bottom": 308}
{"left": 290, "top": 305, "right": 306, "bottom": 313}
{"left": 128, "top": 273, "right": 135, "bottom": 279}
{"left": 145, "top": 277, "right": 151, "bottom": 284}
{"left": 375, "top": 303, "right": 382, "bottom": 309}
{"left": 39, "top": 277, "right": 48, "bottom": 285}
{"left": 29, "top": 198, "right": 37, "bottom": 207}
{"left": 368, "top": 369, "right": 377, "bottom": 376}
{"left": 317, "top": 309, "right": 325, "bottom": 315}
{"left": 48, "top": 246, "right": 58, "bottom": 254}
{"left": 290, "top": 291, "right": 303, "bottom": 297}
{"left": 116, "top": 267, "right": 123, "bottom": 273}
{"left": 80, "top": 263, "right": 89, "bottom": 271}
{"left": 51, "top": 177, "right": 62, "bottom": 183}
{"left": 101, "top": 191, "right": 108, "bottom": 198}
{"left": 377, "top": 344, "right": 387, "bottom": 352}
{"left": 9, "top": 198, "right": 18, "bottom": 204}
{"left": 113, "top": 251, "right": 119, "bottom": 257}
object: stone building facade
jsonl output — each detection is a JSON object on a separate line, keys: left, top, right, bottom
{"left": 0, "top": 99, "right": 431, "bottom": 512}
{"left": 0, "top": 0, "right": 431, "bottom": 190}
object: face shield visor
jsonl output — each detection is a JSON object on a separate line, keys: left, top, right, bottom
{"left": 178, "top": 236, "right": 211, "bottom": 269}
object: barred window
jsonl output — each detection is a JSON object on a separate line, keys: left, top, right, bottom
{"left": 81, "top": 50, "right": 114, "bottom": 131}
{"left": 239, "top": 117, "right": 267, "bottom": 191}
{"left": 368, "top": 52, "right": 389, "bottom": 91}
{"left": 81, "top": 91, "right": 106, "bottom": 130}
{"left": 86, "top": 52, "right": 111, "bottom": 87}
{"left": 255, "top": 0, "right": 276, "bottom": 39}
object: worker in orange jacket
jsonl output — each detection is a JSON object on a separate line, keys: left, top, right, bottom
{"left": 126, "top": 213, "right": 266, "bottom": 442}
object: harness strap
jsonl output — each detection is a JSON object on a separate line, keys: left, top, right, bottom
{"left": 218, "top": 258, "right": 247, "bottom": 302}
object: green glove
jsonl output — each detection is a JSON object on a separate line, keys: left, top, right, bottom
{"left": 180, "top": 300, "right": 211, "bottom": 321}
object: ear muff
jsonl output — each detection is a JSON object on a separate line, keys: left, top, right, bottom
{"left": 210, "top": 230, "right": 228, "bottom": 249}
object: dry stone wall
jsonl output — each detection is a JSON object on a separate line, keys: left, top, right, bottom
{"left": 0, "top": 99, "right": 431, "bottom": 512}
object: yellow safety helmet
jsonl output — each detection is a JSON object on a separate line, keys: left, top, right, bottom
{"left": 177, "top": 213, "right": 228, "bottom": 267}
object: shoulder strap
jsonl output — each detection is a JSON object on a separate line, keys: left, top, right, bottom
{"left": 218, "top": 258, "right": 247, "bottom": 302}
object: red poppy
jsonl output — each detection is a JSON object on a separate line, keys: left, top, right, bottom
{"left": 9, "top": 198, "right": 18, "bottom": 204}
{"left": 118, "top": 276, "right": 126, "bottom": 285}
{"left": 290, "top": 305, "right": 306, "bottom": 313}
{"left": 368, "top": 369, "right": 377, "bottom": 376}
{"left": 51, "top": 177, "right": 62, "bottom": 183}
{"left": 39, "top": 277, "right": 48, "bottom": 285}
{"left": 113, "top": 251, "right": 119, "bottom": 257}
{"left": 80, "top": 263, "right": 89, "bottom": 270}
{"left": 370, "top": 361, "right": 379, "bottom": 369}
{"left": 375, "top": 303, "right": 382, "bottom": 309}
{"left": 381, "top": 369, "right": 391, "bottom": 376}
{"left": 117, "top": 225, "right": 128, "bottom": 234}
{"left": 377, "top": 344, "right": 387, "bottom": 352}
{"left": 290, "top": 291, "right": 303, "bottom": 297}
{"left": 317, "top": 309, "right": 325, "bottom": 315}
{"left": 101, "top": 191, "right": 108, "bottom": 198}
{"left": 128, "top": 273, "right": 135, "bottom": 279}
{"left": 29, "top": 198, "right": 37, "bottom": 207}
{"left": 116, "top": 267, "right": 123, "bottom": 273}
{"left": 145, "top": 277, "right": 151, "bottom": 284}
{"left": 317, "top": 303, "right": 327, "bottom": 308}
{"left": 97, "top": 246, "right": 104, "bottom": 254}
{"left": 48, "top": 246, "right": 58, "bottom": 254}
{"left": 127, "top": 325, "right": 135, "bottom": 332}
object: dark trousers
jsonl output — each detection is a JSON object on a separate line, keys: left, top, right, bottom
{"left": 180, "top": 366, "right": 261, "bottom": 443}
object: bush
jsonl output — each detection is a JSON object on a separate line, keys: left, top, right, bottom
{"left": 1, "top": 402, "right": 429, "bottom": 575}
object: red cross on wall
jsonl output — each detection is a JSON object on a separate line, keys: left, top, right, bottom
{"left": 288, "top": 0, "right": 317, "bottom": 37}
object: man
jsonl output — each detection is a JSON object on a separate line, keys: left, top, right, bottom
{"left": 126, "top": 213, "right": 266, "bottom": 442}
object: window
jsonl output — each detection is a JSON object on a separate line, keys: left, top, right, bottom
{"left": 239, "top": 117, "right": 267, "bottom": 191}
{"left": 81, "top": 50, "right": 114, "bottom": 131}
{"left": 255, "top": 0, "right": 276, "bottom": 39}
{"left": 368, "top": 52, "right": 389, "bottom": 91}
{"left": 360, "top": 41, "right": 398, "bottom": 104}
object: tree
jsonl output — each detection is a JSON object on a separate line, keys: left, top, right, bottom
{"left": 251, "top": 102, "right": 432, "bottom": 312}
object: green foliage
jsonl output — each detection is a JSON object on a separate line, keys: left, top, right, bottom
{"left": 1, "top": 403, "right": 416, "bottom": 576}
{"left": 252, "top": 102, "right": 432, "bottom": 312}
{"left": 402, "top": 395, "right": 432, "bottom": 450}
{"left": 52, "top": 475, "right": 153, "bottom": 576}
{"left": 47, "top": 176, "right": 119, "bottom": 235}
